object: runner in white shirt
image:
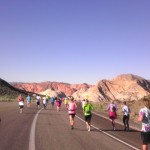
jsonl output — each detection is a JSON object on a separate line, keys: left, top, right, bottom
{"left": 122, "top": 101, "right": 130, "bottom": 131}
{"left": 36, "top": 95, "right": 41, "bottom": 109}
{"left": 42, "top": 96, "right": 47, "bottom": 109}
{"left": 82, "top": 99, "right": 85, "bottom": 109}
{"left": 18, "top": 94, "right": 24, "bottom": 113}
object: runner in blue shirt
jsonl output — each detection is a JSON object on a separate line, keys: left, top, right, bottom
{"left": 50, "top": 97, "right": 55, "bottom": 108}
{"left": 26, "top": 95, "right": 31, "bottom": 107}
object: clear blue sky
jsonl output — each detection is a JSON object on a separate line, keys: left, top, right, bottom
{"left": 0, "top": 0, "right": 150, "bottom": 84}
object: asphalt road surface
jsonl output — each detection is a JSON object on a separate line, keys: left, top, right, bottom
{"left": 0, "top": 102, "right": 147, "bottom": 150}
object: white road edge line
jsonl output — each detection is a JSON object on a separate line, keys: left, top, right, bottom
{"left": 29, "top": 109, "right": 42, "bottom": 150}
{"left": 76, "top": 115, "right": 140, "bottom": 150}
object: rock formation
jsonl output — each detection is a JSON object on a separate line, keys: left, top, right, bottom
{"left": 95, "top": 74, "right": 150, "bottom": 101}
{"left": 39, "top": 88, "right": 65, "bottom": 98}
{"left": 10, "top": 74, "right": 150, "bottom": 102}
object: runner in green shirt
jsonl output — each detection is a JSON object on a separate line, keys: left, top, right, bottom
{"left": 83, "top": 99, "right": 94, "bottom": 131}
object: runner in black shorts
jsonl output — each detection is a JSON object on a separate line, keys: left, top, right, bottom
{"left": 138, "top": 97, "right": 150, "bottom": 150}
{"left": 83, "top": 99, "right": 94, "bottom": 131}
{"left": 36, "top": 95, "right": 41, "bottom": 109}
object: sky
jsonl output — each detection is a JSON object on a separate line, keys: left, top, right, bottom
{"left": 0, "top": 0, "right": 150, "bottom": 84}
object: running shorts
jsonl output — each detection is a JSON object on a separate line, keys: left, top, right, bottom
{"left": 141, "top": 132, "right": 150, "bottom": 144}
{"left": 37, "top": 102, "right": 40, "bottom": 105}
{"left": 85, "top": 115, "right": 92, "bottom": 123}
{"left": 69, "top": 113, "right": 76, "bottom": 118}
{"left": 19, "top": 105, "right": 24, "bottom": 109}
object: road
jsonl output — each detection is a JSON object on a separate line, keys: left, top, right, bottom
{"left": 0, "top": 102, "right": 146, "bottom": 150}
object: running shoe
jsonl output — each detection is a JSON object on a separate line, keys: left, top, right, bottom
{"left": 88, "top": 127, "right": 91, "bottom": 132}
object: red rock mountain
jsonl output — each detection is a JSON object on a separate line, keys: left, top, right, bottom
{"left": 11, "top": 82, "right": 92, "bottom": 97}
{"left": 11, "top": 74, "right": 150, "bottom": 102}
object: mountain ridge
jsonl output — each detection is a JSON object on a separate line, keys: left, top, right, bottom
{"left": 9, "top": 73, "right": 150, "bottom": 102}
{"left": 0, "top": 78, "right": 36, "bottom": 101}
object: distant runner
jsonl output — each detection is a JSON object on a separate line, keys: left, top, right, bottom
{"left": 36, "top": 95, "right": 41, "bottom": 110}
{"left": 18, "top": 94, "right": 24, "bottom": 113}
{"left": 81, "top": 99, "right": 86, "bottom": 109}
{"left": 50, "top": 96, "right": 55, "bottom": 108}
{"left": 64, "top": 97, "right": 69, "bottom": 108}
{"left": 42, "top": 96, "right": 47, "bottom": 109}
{"left": 46, "top": 95, "right": 49, "bottom": 105}
{"left": 26, "top": 94, "right": 31, "bottom": 107}
{"left": 55, "top": 97, "right": 61, "bottom": 112}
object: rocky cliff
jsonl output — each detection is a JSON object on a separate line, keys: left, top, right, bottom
{"left": 10, "top": 74, "right": 150, "bottom": 102}
{"left": 11, "top": 82, "right": 92, "bottom": 97}
{"left": 96, "top": 74, "right": 150, "bottom": 101}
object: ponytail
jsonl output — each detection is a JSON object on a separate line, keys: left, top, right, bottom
{"left": 143, "top": 97, "right": 150, "bottom": 109}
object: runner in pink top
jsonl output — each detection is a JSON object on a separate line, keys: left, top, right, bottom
{"left": 55, "top": 97, "right": 61, "bottom": 112}
{"left": 107, "top": 100, "right": 117, "bottom": 130}
{"left": 67, "top": 96, "right": 77, "bottom": 129}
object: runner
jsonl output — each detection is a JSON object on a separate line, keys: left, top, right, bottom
{"left": 138, "top": 97, "right": 150, "bottom": 150}
{"left": 42, "top": 96, "right": 47, "bottom": 109}
{"left": 26, "top": 94, "right": 31, "bottom": 107}
{"left": 122, "top": 101, "right": 130, "bottom": 131}
{"left": 36, "top": 95, "right": 41, "bottom": 110}
{"left": 18, "top": 94, "right": 24, "bottom": 113}
{"left": 59, "top": 97, "right": 62, "bottom": 110}
{"left": 50, "top": 96, "right": 55, "bottom": 108}
{"left": 81, "top": 99, "right": 86, "bottom": 109}
{"left": 67, "top": 96, "right": 77, "bottom": 129}
{"left": 107, "top": 100, "right": 117, "bottom": 130}
{"left": 55, "top": 97, "right": 61, "bottom": 112}
{"left": 64, "top": 97, "right": 69, "bottom": 108}
{"left": 83, "top": 99, "right": 94, "bottom": 131}
{"left": 46, "top": 95, "right": 49, "bottom": 105}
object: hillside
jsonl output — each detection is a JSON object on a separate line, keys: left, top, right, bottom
{"left": 96, "top": 74, "right": 150, "bottom": 101}
{"left": 39, "top": 89, "right": 65, "bottom": 97}
{"left": 70, "top": 74, "right": 150, "bottom": 102}
{"left": 11, "top": 82, "right": 92, "bottom": 97}
{"left": 0, "top": 78, "right": 34, "bottom": 101}
{"left": 10, "top": 74, "right": 150, "bottom": 102}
